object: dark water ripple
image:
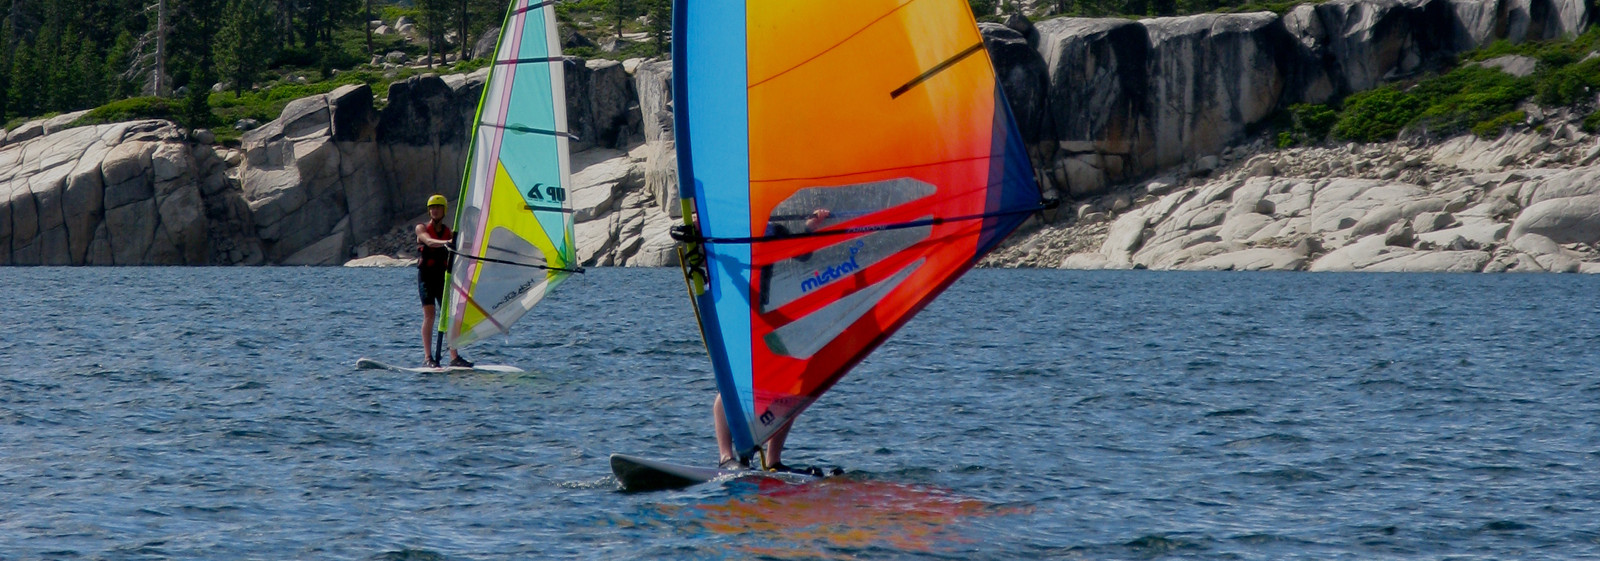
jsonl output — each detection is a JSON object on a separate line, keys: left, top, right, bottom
{"left": 3, "top": 268, "right": 1600, "bottom": 559}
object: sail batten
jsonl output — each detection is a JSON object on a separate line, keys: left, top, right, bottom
{"left": 439, "top": 0, "right": 575, "bottom": 350}
{"left": 676, "top": 0, "right": 1044, "bottom": 457}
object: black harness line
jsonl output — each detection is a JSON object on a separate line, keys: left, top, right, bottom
{"left": 445, "top": 247, "right": 586, "bottom": 274}
{"left": 671, "top": 199, "right": 1060, "bottom": 245}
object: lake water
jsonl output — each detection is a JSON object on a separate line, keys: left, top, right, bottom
{"left": 4, "top": 267, "right": 1599, "bottom": 560}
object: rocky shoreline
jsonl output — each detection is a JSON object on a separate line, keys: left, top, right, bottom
{"left": 1, "top": 58, "right": 681, "bottom": 267}
{"left": 982, "top": 108, "right": 1600, "bottom": 272}
{"left": 3, "top": 0, "right": 1597, "bottom": 271}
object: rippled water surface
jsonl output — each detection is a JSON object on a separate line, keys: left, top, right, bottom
{"left": 5, "top": 267, "right": 1600, "bottom": 560}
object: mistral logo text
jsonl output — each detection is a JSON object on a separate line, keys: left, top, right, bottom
{"left": 800, "top": 240, "right": 865, "bottom": 293}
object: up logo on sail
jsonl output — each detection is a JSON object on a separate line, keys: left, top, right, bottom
{"left": 800, "top": 240, "right": 866, "bottom": 293}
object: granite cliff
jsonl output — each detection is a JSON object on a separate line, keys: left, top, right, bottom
{"left": 2, "top": 58, "right": 678, "bottom": 267}
{"left": 983, "top": 0, "right": 1592, "bottom": 199}
{"left": 3, "top": 0, "right": 1597, "bottom": 270}
{"left": 982, "top": 115, "right": 1600, "bottom": 272}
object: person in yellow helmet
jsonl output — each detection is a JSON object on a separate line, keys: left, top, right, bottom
{"left": 416, "top": 194, "right": 472, "bottom": 368}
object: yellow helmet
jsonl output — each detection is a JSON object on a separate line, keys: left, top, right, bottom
{"left": 426, "top": 194, "right": 448, "bottom": 208}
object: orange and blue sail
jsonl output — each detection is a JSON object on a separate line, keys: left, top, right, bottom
{"left": 440, "top": 0, "right": 578, "bottom": 350}
{"left": 674, "top": 0, "right": 1046, "bottom": 457}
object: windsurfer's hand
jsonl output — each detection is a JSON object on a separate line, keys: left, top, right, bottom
{"left": 805, "top": 209, "right": 831, "bottom": 230}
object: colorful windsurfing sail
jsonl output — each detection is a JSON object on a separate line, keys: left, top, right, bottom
{"left": 439, "top": 0, "right": 578, "bottom": 350}
{"left": 673, "top": 0, "right": 1048, "bottom": 458}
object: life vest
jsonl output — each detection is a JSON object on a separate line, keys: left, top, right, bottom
{"left": 418, "top": 221, "right": 453, "bottom": 270}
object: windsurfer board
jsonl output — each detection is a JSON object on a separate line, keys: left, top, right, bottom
{"left": 355, "top": 357, "right": 525, "bottom": 374}
{"left": 610, "top": 453, "right": 819, "bottom": 492}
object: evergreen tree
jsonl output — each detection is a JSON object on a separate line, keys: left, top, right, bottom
{"left": 416, "top": 0, "right": 448, "bottom": 66}
{"left": 455, "top": 0, "right": 465, "bottom": 61}
{"left": 216, "top": 0, "right": 273, "bottom": 96}
{"left": 0, "top": 0, "right": 25, "bottom": 122}
{"left": 469, "top": 0, "right": 502, "bottom": 59}
{"left": 968, "top": 0, "right": 996, "bottom": 19}
{"left": 104, "top": 30, "right": 138, "bottom": 100}
{"left": 170, "top": 0, "right": 221, "bottom": 126}
{"left": 71, "top": 27, "right": 106, "bottom": 109}
{"left": 8, "top": 40, "right": 40, "bottom": 117}
{"left": 645, "top": 0, "right": 667, "bottom": 55}
{"left": 609, "top": 0, "right": 638, "bottom": 40}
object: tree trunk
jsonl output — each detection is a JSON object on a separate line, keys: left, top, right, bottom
{"left": 155, "top": 0, "right": 166, "bottom": 96}
{"left": 0, "top": 0, "right": 13, "bottom": 121}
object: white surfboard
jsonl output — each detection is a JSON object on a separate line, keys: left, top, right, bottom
{"left": 355, "top": 357, "right": 525, "bottom": 374}
{"left": 609, "top": 453, "right": 819, "bottom": 492}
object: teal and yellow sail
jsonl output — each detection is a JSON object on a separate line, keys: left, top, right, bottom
{"left": 441, "top": 0, "right": 577, "bottom": 349}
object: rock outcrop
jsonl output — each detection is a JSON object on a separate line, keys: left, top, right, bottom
{"left": 986, "top": 113, "right": 1600, "bottom": 272}
{"left": 277, "top": 59, "right": 680, "bottom": 268}
{"left": 1, "top": 121, "right": 262, "bottom": 265}
{"left": 3, "top": 56, "right": 652, "bottom": 266}
{"left": 242, "top": 84, "right": 384, "bottom": 265}
{"left": 560, "top": 58, "right": 681, "bottom": 268}
{"left": 6, "top": 0, "right": 1598, "bottom": 268}
{"left": 1002, "top": 0, "right": 1592, "bottom": 198}
{"left": 235, "top": 61, "right": 655, "bottom": 266}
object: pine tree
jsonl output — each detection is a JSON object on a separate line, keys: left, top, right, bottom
{"left": 968, "top": 0, "right": 996, "bottom": 19}
{"left": 72, "top": 27, "right": 106, "bottom": 109}
{"left": 0, "top": 0, "right": 24, "bottom": 121}
{"left": 645, "top": 0, "right": 668, "bottom": 56}
{"left": 8, "top": 40, "right": 40, "bottom": 117}
{"left": 610, "top": 0, "right": 635, "bottom": 40}
{"left": 170, "top": 0, "right": 221, "bottom": 127}
{"left": 104, "top": 30, "right": 137, "bottom": 100}
{"left": 417, "top": 0, "right": 448, "bottom": 66}
{"left": 216, "top": 0, "right": 273, "bottom": 97}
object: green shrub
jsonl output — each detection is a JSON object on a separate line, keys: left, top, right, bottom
{"left": 72, "top": 97, "right": 175, "bottom": 126}
{"left": 1293, "top": 103, "right": 1336, "bottom": 139}
{"left": 1275, "top": 131, "right": 1296, "bottom": 148}
{"left": 1535, "top": 57, "right": 1600, "bottom": 106}
{"left": 1534, "top": 44, "right": 1578, "bottom": 68}
{"left": 1467, "top": 27, "right": 1600, "bottom": 62}
{"left": 273, "top": 46, "right": 322, "bottom": 69}
{"left": 968, "top": 0, "right": 999, "bottom": 19}
{"left": 1470, "top": 110, "right": 1525, "bottom": 138}
{"left": 1274, "top": 103, "right": 1337, "bottom": 147}
{"left": 1411, "top": 65, "right": 1532, "bottom": 134}
{"left": 379, "top": 6, "right": 420, "bottom": 26}
{"left": 1333, "top": 87, "right": 1422, "bottom": 142}
{"left": 451, "top": 58, "right": 491, "bottom": 73}
{"left": 5, "top": 113, "right": 57, "bottom": 131}
{"left": 1217, "top": 0, "right": 1311, "bottom": 14}
{"left": 1583, "top": 111, "right": 1600, "bottom": 133}
{"left": 1467, "top": 39, "right": 1522, "bottom": 61}
{"left": 1325, "top": 29, "right": 1599, "bottom": 144}
{"left": 554, "top": 0, "right": 608, "bottom": 21}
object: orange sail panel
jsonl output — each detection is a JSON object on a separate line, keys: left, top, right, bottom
{"left": 675, "top": 0, "right": 1043, "bottom": 456}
